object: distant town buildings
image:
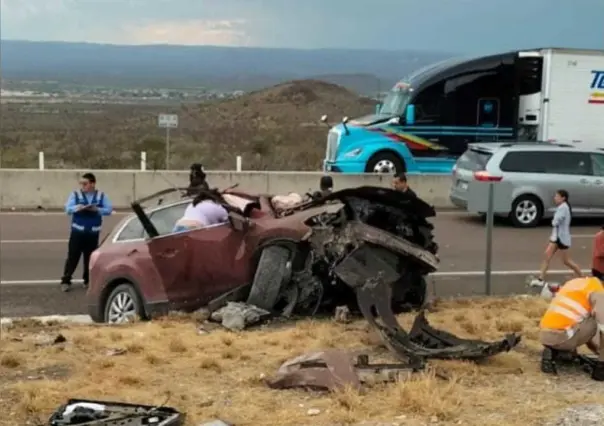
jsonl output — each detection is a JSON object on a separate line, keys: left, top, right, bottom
{"left": 0, "top": 80, "right": 246, "bottom": 104}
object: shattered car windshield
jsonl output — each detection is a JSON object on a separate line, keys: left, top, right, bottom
{"left": 379, "top": 83, "right": 412, "bottom": 116}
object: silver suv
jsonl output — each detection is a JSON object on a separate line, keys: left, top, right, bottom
{"left": 449, "top": 142, "right": 604, "bottom": 227}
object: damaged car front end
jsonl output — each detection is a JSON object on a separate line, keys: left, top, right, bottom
{"left": 233, "top": 186, "right": 520, "bottom": 365}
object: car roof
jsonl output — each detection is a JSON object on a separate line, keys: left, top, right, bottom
{"left": 467, "top": 142, "right": 602, "bottom": 154}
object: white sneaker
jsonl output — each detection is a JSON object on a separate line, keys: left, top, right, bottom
{"left": 540, "top": 283, "right": 560, "bottom": 299}
{"left": 530, "top": 278, "right": 546, "bottom": 287}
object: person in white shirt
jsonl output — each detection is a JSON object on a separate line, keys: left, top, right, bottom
{"left": 173, "top": 190, "right": 229, "bottom": 233}
{"left": 531, "top": 189, "right": 583, "bottom": 287}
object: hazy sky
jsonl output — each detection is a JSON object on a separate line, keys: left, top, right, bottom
{"left": 1, "top": 0, "right": 602, "bottom": 53}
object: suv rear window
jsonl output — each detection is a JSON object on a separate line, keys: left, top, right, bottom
{"left": 456, "top": 149, "right": 492, "bottom": 171}
{"left": 499, "top": 151, "right": 591, "bottom": 175}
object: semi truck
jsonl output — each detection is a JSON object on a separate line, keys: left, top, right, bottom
{"left": 322, "top": 47, "right": 604, "bottom": 175}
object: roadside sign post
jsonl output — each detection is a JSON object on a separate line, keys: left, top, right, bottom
{"left": 484, "top": 183, "right": 495, "bottom": 295}
{"left": 158, "top": 114, "right": 178, "bottom": 169}
{"left": 467, "top": 177, "right": 513, "bottom": 296}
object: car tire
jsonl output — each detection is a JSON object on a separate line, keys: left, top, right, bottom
{"left": 246, "top": 245, "right": 291, "bottom": 311}
{"left": 510, "top": 195, "right": 543, "bottom": 228}
{"left": 365, "top": 152, "right": 406, "bottom": 174}
{"left": 103, "top": 283, "right": 145, "bottom": 324}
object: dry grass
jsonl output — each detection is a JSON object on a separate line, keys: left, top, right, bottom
{"left": 0, "top": 80, "right": 376, "bottom": 170}
{"left": 0, "top": 296, "right": 602, "bottom": 426}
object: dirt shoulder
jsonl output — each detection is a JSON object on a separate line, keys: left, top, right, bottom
{"left": 0, "top": 296, "right": 602, "bottom": 426}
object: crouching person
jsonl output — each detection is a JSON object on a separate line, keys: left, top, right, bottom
{"left": 539, "top": 276, "right": 604, "bottom": 381}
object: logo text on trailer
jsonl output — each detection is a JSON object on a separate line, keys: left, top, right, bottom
{"left": 590, "top": 70, "right": 604, "bottom": 89}
{"left": 588, "top": 70, "right": 604, "bottom": 104}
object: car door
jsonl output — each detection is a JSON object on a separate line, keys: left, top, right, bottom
{"left": 147, "top": 232, "right": 191, "bottom": 309}
{"left": 145, "top": 202, "right": 193, "bottom": 309}
{"left": 183, "top": 220, "right": 253, "bottom": 306}
{"left": 588, "top": 152, "right": 604, "bottom": 211}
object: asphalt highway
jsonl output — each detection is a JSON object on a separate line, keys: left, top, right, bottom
{"left": 0, "top": 211, "right": 600, "bottom": 318}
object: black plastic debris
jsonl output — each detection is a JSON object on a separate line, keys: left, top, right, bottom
{"left": 48, "top": 398, "right": 184, "bottom": 425}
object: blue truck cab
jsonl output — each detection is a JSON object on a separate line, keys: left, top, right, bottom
{"left": 322, "top": 51, "right": 535, "bottom": 175}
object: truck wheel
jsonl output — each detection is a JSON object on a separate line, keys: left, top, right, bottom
{"left": 246, "top": 245, "right": 292, "bottom": 311}
{"left": 365, "top": 152, "right": 405, "bottom": 174}
{"left": 510, "top": 195, "right": 543, "bottom": 228}
{"left": 103, "top": 283, "right": 145, "bottom": 324}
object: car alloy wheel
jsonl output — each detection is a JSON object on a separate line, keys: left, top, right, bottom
{"left": 107, "top": 290, "right": 138, "bottom": 324}
{"left": 514, "top": 199, "right": 538, "bottom": 225}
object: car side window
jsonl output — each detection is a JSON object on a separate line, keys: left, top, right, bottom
{"left": 148, "top": 202, "right": 189, "bottom": 236}
{"left": 545, "top": 152, "right": 591, "bottom": 175}
{"left": 499, "top": 151, "right": 591, "bottom": 175}
{"left": 499, "top": 151, "right": 545, "bottom": 172}
{"left": 591, "top": 153, "right": 604, "bottom": 177}
{"left": 115, "top": 217, "right": 145, "bottom": 241}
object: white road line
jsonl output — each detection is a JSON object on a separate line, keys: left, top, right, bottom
{"left": 0, "top": 239, "right": 68, "bottom": 244}
{"left": 0, "top": 212, "right": 128, "bottom": 216}
{"left": 1, "top": 279, "right": 83, "bottom": 285}
{"left": 0, "top": 269, "right": 593, "bottom": 286}
{"left": 431, "top": 269, "right": 592, "bottom": 277}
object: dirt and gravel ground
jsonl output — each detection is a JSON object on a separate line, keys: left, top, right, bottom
{"left": 0, "top": 296, "right": 602, "bottom": 426}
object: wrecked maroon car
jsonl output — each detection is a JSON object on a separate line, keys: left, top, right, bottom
{"left": 87, "top": 185, "right": 520, "bottom": 364}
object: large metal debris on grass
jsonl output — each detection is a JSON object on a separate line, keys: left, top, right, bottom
{"left": 267, "top": 349, "right": 423, "bottom": 392}
{"left": 209, "top": 302, "right": 270, "bottom": 331}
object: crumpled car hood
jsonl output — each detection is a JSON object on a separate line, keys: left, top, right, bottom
{"left": 284, "top": 186, "right": 436, "bottom": 219}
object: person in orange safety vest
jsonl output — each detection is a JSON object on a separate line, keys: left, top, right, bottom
{"left": 539, "top": 276, "right": 604, "bottom": 380}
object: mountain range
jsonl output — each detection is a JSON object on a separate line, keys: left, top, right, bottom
{"left": 0, "top": 40, "right": 455, "bottom": 94}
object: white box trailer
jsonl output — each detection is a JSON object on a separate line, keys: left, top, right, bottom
{"left": 518, "top": 48, "right": 604, "bottom": 149}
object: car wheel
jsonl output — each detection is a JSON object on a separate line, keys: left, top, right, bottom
{"left": 103, "top": 283, "right": 145, "bottom": 324}
{"left": 246, "top": 245, "right": 292, "bottom": 311}
{"left": 510, "top": 195, "right": 543, "bottom": 228}
{"left": 365, "top": 152, "right": 406, "bottom": 174}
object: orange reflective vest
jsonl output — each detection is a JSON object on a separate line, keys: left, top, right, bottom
{"left": 540, "top": 277, "right": 604, "bottom": 330}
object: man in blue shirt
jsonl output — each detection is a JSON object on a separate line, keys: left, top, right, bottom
{"left": 60, "top": 173, "right": 113, "bottom": 292}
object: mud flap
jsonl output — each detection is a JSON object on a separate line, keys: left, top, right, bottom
{"left": 334, "top": 245, "right": 521, "bottom": 362}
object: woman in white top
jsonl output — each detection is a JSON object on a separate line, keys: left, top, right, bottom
{"left": 173, "top": 190, "right": 229, "bottom": 233}
{"left": 531, "top": 189, "right": 583, "bottom": 287}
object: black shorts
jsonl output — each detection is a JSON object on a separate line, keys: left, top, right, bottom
{"left": 550, "top": 239, "right": 569, "bottom": 250}
{"left": 593, "top": 269, "right": 603, "bottom": 280}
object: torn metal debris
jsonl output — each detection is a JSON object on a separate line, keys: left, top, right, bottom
{"left": 210, "top": 302, "right": 270, "bottom": 331}
{"left": 48, "top": 399, "right": 184, "bottom": 425}
{"left": 267, "top": 349, "right": 423, "bottom": 392}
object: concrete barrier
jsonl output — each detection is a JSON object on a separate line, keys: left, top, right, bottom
{"left": 0, "top": 169, "right": 455, "bottom": 210}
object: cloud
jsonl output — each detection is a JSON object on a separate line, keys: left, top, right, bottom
{"left": 118, "top": 19, "right": 250, "bottom": 46}
{"left": 0, "top": 0, "right": 602, "bottom": 51}
{"left": 0, "top": 0, "right": 71, "bottom": 20}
